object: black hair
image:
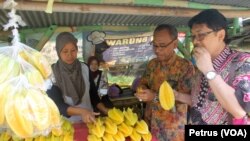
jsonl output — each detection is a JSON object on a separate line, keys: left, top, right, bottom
{"left": 87, "top": 56, "right": 100, "bottom": 66}
{"left": 188, "top": 9, "right": 229, "bottom": 44}
{"left": 154, "top": 24, "right": 178, "bottom": 40}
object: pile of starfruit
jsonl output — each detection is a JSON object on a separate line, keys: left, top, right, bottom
{"left": 0, "top": 116, "right": 74, "bottom": 141}
{"left": 0, "top": 0, "right": 63, "bottom": 139}
{"left": 0, "top": 44, "right": 63, "bottom": 140}
{"left": 87, "top": 107, "right": 152, "bottom": 141}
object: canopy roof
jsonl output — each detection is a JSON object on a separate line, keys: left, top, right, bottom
{"left": 0, "top": 0, "right": 249, "bottom": 47}
{"left": 0, "top": 0, "right": 250, "bottom": 30}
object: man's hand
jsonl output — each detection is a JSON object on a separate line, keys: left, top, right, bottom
{"left": 192, "top": 47, "right": 214, "bottom": 74}
{"left": 135, "top": 88, "right": 156, "bottom": 102}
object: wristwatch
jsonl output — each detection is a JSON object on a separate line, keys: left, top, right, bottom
{"left": 205, "top": 71, "right": 217, "bottom": 80}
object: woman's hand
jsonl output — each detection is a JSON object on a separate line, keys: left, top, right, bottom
{"left": 80, "top": 109, "right": 100, "bottom": 123}
{"left": 96, "top": 102, "right": 109, "bottom": 115}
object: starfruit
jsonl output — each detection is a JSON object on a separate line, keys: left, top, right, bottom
{"left": 118, "top": 122, "right": 133, "bottom": 137}
{"left": 44, "top": 95, "right": 61, "bottom": 130}
{"left": 159, "top": 81, "right": 175, "bottom": 110}
{"left": 0, "top": 84, "right": 12, "bottom": 125}
{"left": 0, "top": 131, "right": 11, "bottom": 141}
{"left": 113, "top": 131, "right": 125, "bottom": 141}
{"left": 130, "top": 130, "right": 141, "bottom": 141}
{"left": 103, "top": 133, "right": 115, "bottom": 141}
{"left": 123, "top": 108, "right": 138, "bottom": 126}
{"left": 63, "top": 132, "right": 73, "bottom": 141}
{"left": 91, "top": 118, "right": 105, "bottom": 138}
{"left": 26, "top": 88, "right": 50, "bottom": 131}
{"left": 104, "top": 117, "right": 118, "bottom": 135}
{"left": 141, "top": 132, "right": 152, "bottom": 141}
{"left": 108, "top": 107, "right": 124, "bottom": 125}
{"left": 5, "top": 90, "right": 34, "bottom": 138}
{"left": 24, "top": 67, "right": 45, "bottom": 88}
{"left": 19, "top": 50, "right": 52, "bottom": 79}
{"left": 52, "top": 127, "right": 63, "bottom": 136}
{"left": 0, "top": 54, "right": 20, "bottom": 83}
{"left": 135, "top": 120, "right": 149, "bottom": 134}
{"left": 87, "top": 134, "right": 102, "bottom": 141}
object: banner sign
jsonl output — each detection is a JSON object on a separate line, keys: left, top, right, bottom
{"left": 83, "top": 31, "right": 155, "bottom": 86}
{"left": 103, "top": 35, "right": 154, "bottom": 65}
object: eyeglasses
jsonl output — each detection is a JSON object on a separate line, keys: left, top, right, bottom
{"left": 189, "top": 30, "right": 217, "bottom": 41}
{"left": 151, "top": 38, "right": 177, "bottom": 49}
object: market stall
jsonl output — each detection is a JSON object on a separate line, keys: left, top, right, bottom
{"left": 1, "top": 0, "right": 250, "bottom": 141}
{"left": 0, "top": 1, "right": 153, "bottom": 140}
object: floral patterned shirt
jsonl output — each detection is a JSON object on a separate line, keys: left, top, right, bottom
{"left": 140, "top": 54, "right": 195, "bottom": 141}
{"left": 190, "top": 47, "right": 250, "bottom": 125}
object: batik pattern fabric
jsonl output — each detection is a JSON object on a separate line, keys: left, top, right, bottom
{"left": 190, "top": 47, "right": 250, "bottom": 125}
{"left": 140, "top": 54, "right": 195, "bottom": 141}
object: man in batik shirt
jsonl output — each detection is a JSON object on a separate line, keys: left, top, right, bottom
{"left": 175, "top": 9, "right": 250, "bottom": 125}
{"left": 135, "top": 24, "right": 195, "bottom": 141}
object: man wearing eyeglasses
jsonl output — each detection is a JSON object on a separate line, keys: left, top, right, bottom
{"left": 175, "top": 9, "right": 250, "bottom": 125}
{"left": 135, "top": 24, "right": 195, "bottom": 141}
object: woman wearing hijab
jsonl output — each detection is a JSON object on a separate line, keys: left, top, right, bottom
{"left": 87, "top": 56, "right": 114, "bottom": 109}
{"left": 47, "top": 32, "right": 109, "bottom": 123}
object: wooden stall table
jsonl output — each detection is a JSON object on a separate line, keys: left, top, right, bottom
{"left": 73, "top": 122, "right": 88, "bottom": 141}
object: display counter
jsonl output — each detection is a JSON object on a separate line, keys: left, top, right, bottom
{"left": 72, "top": 89, "right": 157, "bottom": 141}
{"left": 73, "top": 123, "right": 131, "bottom": 141}
{"left": 73, "top": 122, "right": 157, "bottom": 141}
